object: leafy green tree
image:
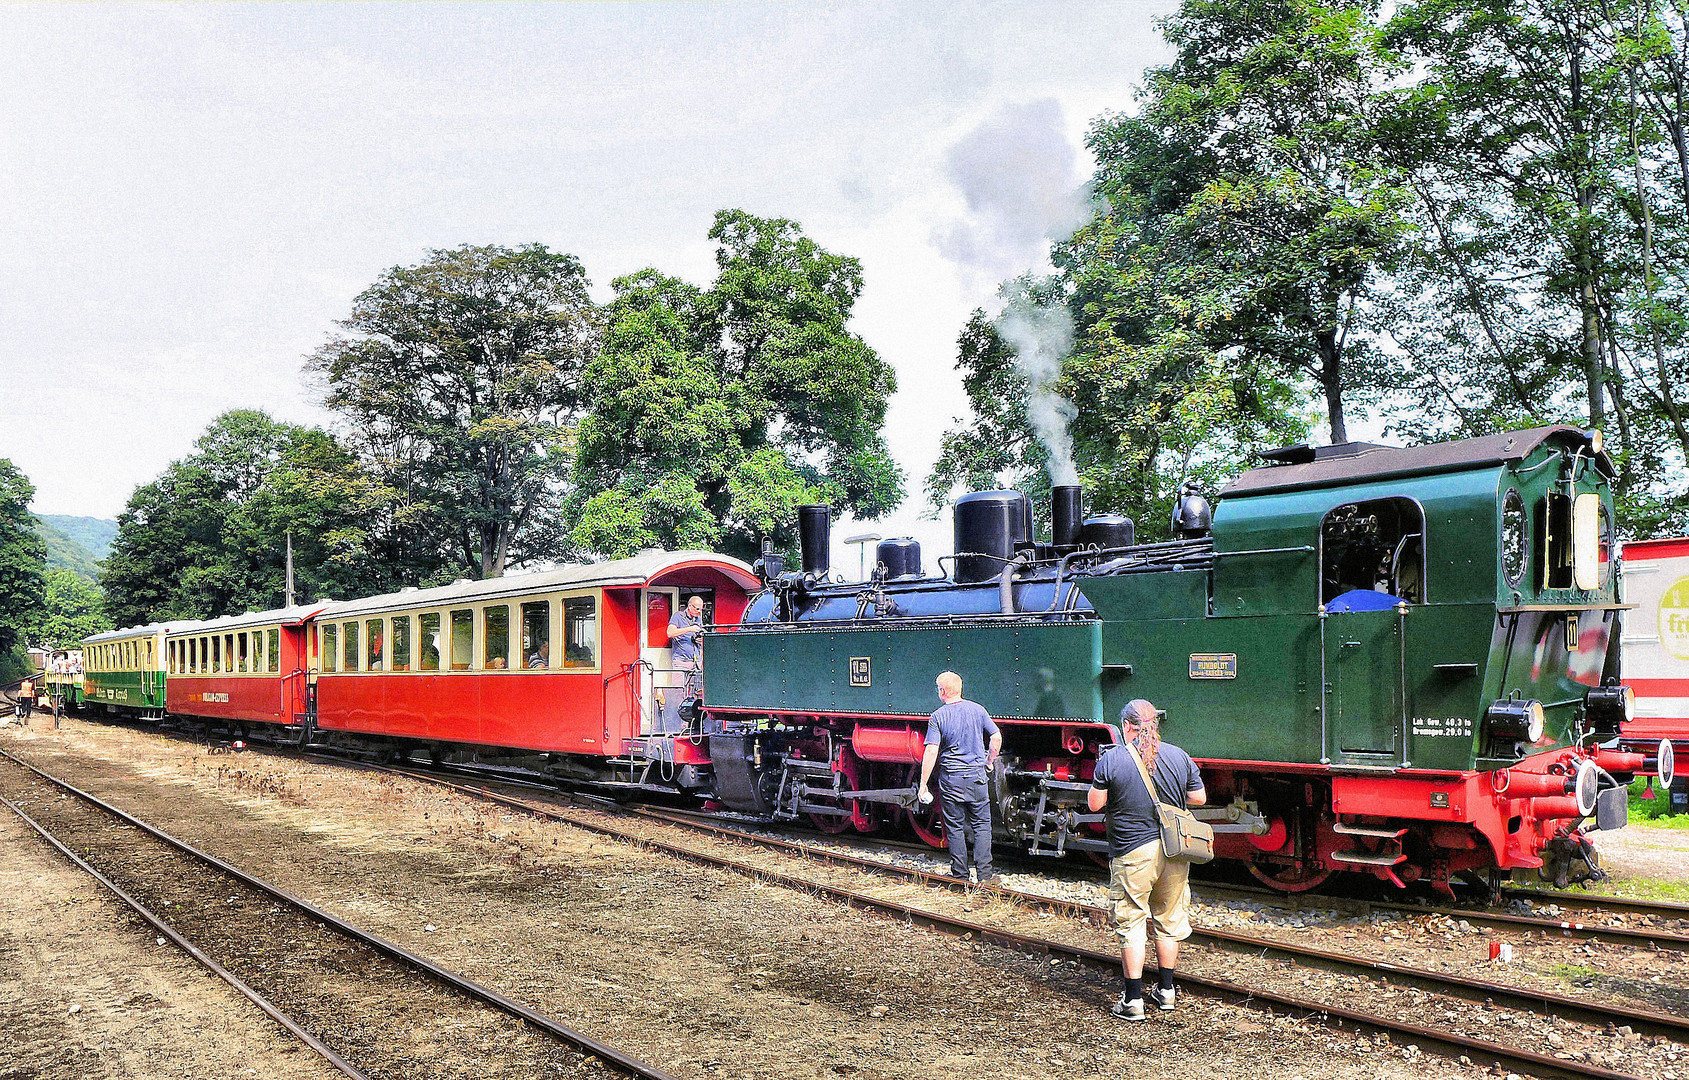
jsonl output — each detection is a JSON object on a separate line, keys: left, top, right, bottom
{"left": 309, "top": 244, "right": 598, "bottom": 578}
{"left": 33, "top": 569, "right": 110, "bottom": 646}
{"left": 0, "top": 459, "right": 47, "bottom": 658}
{"left": 571, "top": 212, "right": 903, "bottom": 559}
{"left": 1092, "top": 0, "right": 1414, "bottom": 443}
{"left": 102, "top": 411, "right": 390, "bottom": 626}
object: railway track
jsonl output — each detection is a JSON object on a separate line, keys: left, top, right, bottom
{"left": 358, "top": 758, "right": 1673, "bottom": 1080}
{"left": 0, "top": 748, "right": 681, "bottom": 1080}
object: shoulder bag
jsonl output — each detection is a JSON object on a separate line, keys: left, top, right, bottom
{"left": 1126, "top": 743, "right": 1214, "bottom": 864}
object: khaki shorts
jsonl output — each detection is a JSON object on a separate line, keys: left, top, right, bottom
{"left": 1107, "top": 839, "right": 1192, "bottom": 946}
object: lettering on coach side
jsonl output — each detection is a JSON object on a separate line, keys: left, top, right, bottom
{"left": 1188, "top": 653, "right": 1237, "bottom": 679}
{"left": 200, "top": 692, "right": 230, "bottom": 703}
{"left": 848, "top": 657, "right": 871, "bottom": 687}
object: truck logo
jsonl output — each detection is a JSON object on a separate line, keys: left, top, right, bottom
{"left": 1189, "top": 653, "right": 1238, "bottom": 679}
{"left": 1663, "top": 576, "right": 1689, "bottom": 661}
{"left": 849, "top": 657, "right": 871, "bottom": 687}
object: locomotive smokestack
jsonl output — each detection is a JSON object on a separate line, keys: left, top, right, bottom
{"left": 797, "top": 505, "right": 831, "bottom": 578}
{"left": 1051, "top": 485, "right": 1082, "bottom": 551}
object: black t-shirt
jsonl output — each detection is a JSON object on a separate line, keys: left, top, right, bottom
{"left": 1090, "top": 744, "right": 1162, "bottom": 858}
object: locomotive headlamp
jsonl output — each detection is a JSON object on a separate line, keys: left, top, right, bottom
{"left": 1584, "top": 428, "right": 1604, "bottom": 456}
{"left": 1486, "top": 698, "right": 1545, "bottom": 743}
{"left": 1583, "top": 685, "right": 1635, "bottom": 733}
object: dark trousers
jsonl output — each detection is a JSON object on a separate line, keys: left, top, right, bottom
{"left": 939, "top": 773, "right": 993, "bottom": 877}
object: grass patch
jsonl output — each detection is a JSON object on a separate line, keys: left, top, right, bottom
{"left": 1544, "top": 962, "right": 1604, "bottom": 983}
{"left": 1593, "top": 875, "right": 1689, "bottom": 905}
{"left": 1627, "top": 776, "right": 1689, "bottom": 830}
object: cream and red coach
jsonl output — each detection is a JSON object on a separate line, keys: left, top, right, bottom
{"left": 166, "top": 607, "right": 320, "bottom": 727}
{"left": 302, "top": 552, "right": 756, "bottom": 773}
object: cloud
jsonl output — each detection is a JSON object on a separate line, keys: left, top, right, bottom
{"left": 934, "top": 98, "right": 1095, "bottom": 280}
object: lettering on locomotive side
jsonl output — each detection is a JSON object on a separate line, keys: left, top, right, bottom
{"left": 200, "top": 692, "right": 230, "bottom": 703}
{"left": 1188, "top": 653, "right": 1237, "bottom": 679}
{"left": 848, "top": 657, "right": 871, "bottom": 687}
{"left": 1411, "top": 716, "right": 1474, "bottom": 737}
{"left": 1662, "top": 576, "right": 1689, "bottom": 661}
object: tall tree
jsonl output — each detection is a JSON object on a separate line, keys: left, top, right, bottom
{"left": 0, "top": 459, "right": 47, "bottom": 661}
{"left": 309, "top": 244, "right": 598, "bottom": 578}
{"left": 570, "top": 211, "right": 903, "bottom": 559}
{"left": 101, "top": 411, "right": 389, "bottom": 626}
{"left": 1100, "top": 0, "right": 1414, "bottom": 443}
{"left": 32, "top": 569, "right": 110, "bottom": 647}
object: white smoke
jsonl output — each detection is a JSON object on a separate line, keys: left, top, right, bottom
{"left": 936, "top": 98, "right": 1096, "bottom": 280}
{"left": 938, "top": 99, "right": 1093, "bottom": 486}
{"left": 996, "top": 282, "right": 1079, "bottom": 485}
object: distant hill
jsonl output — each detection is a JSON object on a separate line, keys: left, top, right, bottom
{"left": 34, "top": 515, "right": 118, "bottom": 582}
{"left": 40, "top": 515, "right": 117, "bottom": 560}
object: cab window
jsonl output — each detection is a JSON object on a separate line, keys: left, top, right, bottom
{"left": 1320, "top": 498, "right": 1426, "bottom": 606}
{"left": 1540, "top": 492, "right": 1573, "bottom": 589}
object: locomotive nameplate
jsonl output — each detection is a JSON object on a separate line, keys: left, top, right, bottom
{"left": 849, "top": 657, "right": 871, "bottom": 687}
{"left": 1188, "top": 653, "right": 1237, "bottom": 679}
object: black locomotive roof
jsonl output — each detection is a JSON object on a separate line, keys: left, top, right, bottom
{"left": 1221, "top": 425, "right": 1596, "bottom": 498}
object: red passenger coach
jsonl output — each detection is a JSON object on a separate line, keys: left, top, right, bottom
{"left": 165, "top": 606, "right": 322, "bottom": 730}
{"left": 307, "top": 551, "right": 758, "bottom": 761}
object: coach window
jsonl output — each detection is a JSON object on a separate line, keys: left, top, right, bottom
{"left": 1319, "top": 498, "right": 1426, "bottom": 606}
{"left": 343, "top": 622, "right": 359, "bottom": 672}
{"left": 419, "top": 613, "right": 441, "bottom": 671}
{"left": 367, "top": 619, "right": 384, "bottom": 671}
{"left": 483, "top": 605, "right": 510, "bottom": 669}
{"left": 267, "top": 629, "right": 280, "bottom": 673}
{"left": 563, "top": 595, "right": 598, "bottom": 669}
{"left": 390, "top": 616, "right": 411, "bottom": 672}
{"left": 225, "top": 635, "right": 235, "bottom": 673}
{"left": 212, "top": 636, "right": 222, "bottom": 673}
{"left": 321, "top": 624, "right": 338, "bottom": 672}
{"left": 521, "top": 601, "right": 550, "bottom": 669}
{"left": 254, "top": 631, "right": 266, "bottom": 674}
{"left": 238, "top": 633, "right": 249, "bottom": 673}
{"left": 147, "top": 640, "right": 156, "bottom": 669}
{"left": 200, "top": 637, "right": 210, "bottom": 674}
{"left": 450, "top": 609, "right": 473, "bottom": 671}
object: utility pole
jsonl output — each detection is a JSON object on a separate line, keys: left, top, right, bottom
{"left": 285, "top": 530, "right": 296, "bottom": 608}
{"left": 843, "top": 533, "right": 880, "bottom": 580}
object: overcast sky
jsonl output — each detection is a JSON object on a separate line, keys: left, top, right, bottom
{"left": 0, "top": 1, "right": 1178, "bottom": 569}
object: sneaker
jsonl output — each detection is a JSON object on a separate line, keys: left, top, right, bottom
{"left": 1151, "top": 986, "right": 1176, "bottom": 1011}
{"left": 1110, "top": 994, "right": 1146, "bottom": 1022}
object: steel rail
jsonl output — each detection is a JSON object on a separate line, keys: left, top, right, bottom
{"left": 1503, "top": 885, "right": 1689, "bottom": 921}
{"left": 1190, "top": 879, "right": 1689, "bottom": 950}
{"left": 367, "top": 764, "right": 1649, "bottom": 1080}
{"left": 0, "top": 749, "right": 683, "bottom": 1080}
{"left": 0, "top": 790, "right": 371, "bottom": 1080}
{"left": 380, "top": 764, "right": 1689, "bottom": 1041}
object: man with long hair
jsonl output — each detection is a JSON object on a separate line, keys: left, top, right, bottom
{"left": 1088, "top": 698, "right": 1206, "bottom": 1020}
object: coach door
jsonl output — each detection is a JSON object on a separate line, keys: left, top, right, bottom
{"left": 1323, "top": 609, "right": 1407, "bottom": 763}
{"left": 640, "top": 587, "right": 680, "bottom": 735}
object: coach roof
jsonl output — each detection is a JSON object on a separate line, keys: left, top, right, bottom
{"left": 1221, "top": 425, "right": 1604, "bottom": 498}
{"left": 162, "top": 604, "right": 328, "bottom": 638}
{"left": 317, "top": 550, "right": 759, "bottom": 620}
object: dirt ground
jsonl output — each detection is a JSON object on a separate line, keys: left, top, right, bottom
{"left": 1594, "top": 820, "right": 1689, "bottom": 885}
{"left": 0, "top": 717, "right": 1489, "bottom": 1080}
{"left": 0, "top": 800, "right": 344, "bottom": 1080}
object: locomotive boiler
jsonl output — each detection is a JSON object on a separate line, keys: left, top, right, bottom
{"left": 699, "top": 425, "right": 1673, "bottom": 895}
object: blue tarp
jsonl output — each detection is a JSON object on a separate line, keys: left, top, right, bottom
{"left": 1327, "top": 588, "right": 1405, "bottom": 612}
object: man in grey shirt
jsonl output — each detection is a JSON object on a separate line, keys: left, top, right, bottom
{"left": 661, "top": 596, "right": 706, "bottom": 733}
{"left": 918, "top": 670, "right": 1003, "bottom": 883}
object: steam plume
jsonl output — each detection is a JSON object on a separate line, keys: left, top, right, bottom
{"left": 996, "top": 281, "right": 1078, "bottom": 486}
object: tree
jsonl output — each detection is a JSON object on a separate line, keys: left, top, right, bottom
{"left": 0, "top": 459, "right": 47, "bottom": 662}
{"left": 33, "top": 569, "right": 110, "bottom": 646}
{"left": 101, "top": 411, "right": 390, "bottom": 626}
{"left": 570, "top": 212, "right": 903, "bottom": 559}
{"left": 309, "top": 244, "right": 598, "bottom": 578}
{"left": 1098, "top": 0, "right": 1415, "bottom": 443}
